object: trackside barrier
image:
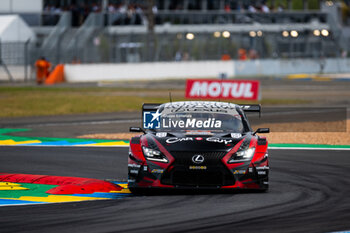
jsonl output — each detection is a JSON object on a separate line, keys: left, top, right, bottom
{"left": 234, "top": 58, "right": 350, "bottom": 76}
{"left": 45, "top": 64, "right": 65, "bottom": 85}
{"left": 63, "top": 58, "right": 350, "bottom": 83}
{"left": 64, "top": 61, "right": 235, "bottom": 82}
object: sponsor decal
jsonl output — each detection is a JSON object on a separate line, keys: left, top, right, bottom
{"left": 258, "top": 171, "right": 267, "bottom": 175}
{"left": 151, "top": 169, "right": 164, "bottom": 174}
{"left": 192, "top": 154, "right": 205, "bottom": 164}
{"left": 166, "top": 137, "right": 193, "bottom": 144}
{"left": 231, "top": 133, "right": 242, "bottom": 139}
{"left": 143, "top": 109, "right": 161, "bottom": 129}
{"left": 129, "top": 169, "right": 139, "bottom": 174}
{"left": 233, "top": 170, "right": 247, "bottom": 175}
{"left": 206, "top": 137, "right": 233, "bottom": 144}
{"left": 248, "top": 167, "right": 253, "bottom": 173}
{"left": 185, "top": 79, "right": 260, "bottom": 100}
{"left": 128, "top": 179, "right": 136, "bottom": 183}
{"left": 189, "top": 166, "right": 207, "bottom": 170}
{"left": 256, "top": 166, "right": 269, "bottom": 170}
{"left": 163, "top": 101, "right": 239, "bottom": 114}
{"left": 166, "top": 137, "right": 234, "bottom": 144}
{"left": 156, "top": 132, "right": 167, "bottom": 137}
{"left": 164, "top": 101, "right": 236, "bottom": 110}
{"left": 186, "top": 131, "right": 213, "bottom": 136}
{"left": 128, "top": 164, "right": 141, "bottom": 168}
{"left": 143, "top": 166, "right": 148, "bottom": 171}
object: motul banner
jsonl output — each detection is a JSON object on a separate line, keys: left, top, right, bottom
{"left": 185, "top": 79, "right": 260, "bottom": 100}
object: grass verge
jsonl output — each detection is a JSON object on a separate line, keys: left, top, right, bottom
{"left": 0, "top": 86, "right": 310, "bottom": 118}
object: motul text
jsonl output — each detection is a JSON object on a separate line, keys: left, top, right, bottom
{"left": 185, "top": 79, "right": 260, "bottom": 100}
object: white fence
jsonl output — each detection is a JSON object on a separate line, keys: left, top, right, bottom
{"left": 64, "top": 58, "right": 350, "bottom": 82}
{"left": 234, "top": 58, "right": 350, "bottom": 76}
{"left": 64, "top": 61, "right": 235, "bottom": 82}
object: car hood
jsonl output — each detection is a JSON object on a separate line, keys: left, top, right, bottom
{"left": 145, "top": 133, "right": 249, "bottom": 152}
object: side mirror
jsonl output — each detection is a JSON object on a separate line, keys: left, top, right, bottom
{"left": 129, "top": 127, "right": 145, "bottom": 133}
{"left": 253, "top": 128, "right": 270, "bottom": 135}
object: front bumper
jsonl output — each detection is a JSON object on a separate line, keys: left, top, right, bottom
{"left": 128, "top": 159, "right": 269, "bottom": 190}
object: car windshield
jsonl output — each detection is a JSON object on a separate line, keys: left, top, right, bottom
{"left": 155, "top": 112, "right": 244, "bottom": 133}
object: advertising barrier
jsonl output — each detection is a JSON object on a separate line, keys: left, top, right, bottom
{"left": 185, "top": 79, "right": 260, "bottom": 100}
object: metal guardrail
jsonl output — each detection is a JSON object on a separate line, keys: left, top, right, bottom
{"left": 41, "top": 12, "right": 71, "bottom": 50}
{"left": 6, "top": 10, "right": 346, "bottom": 66}
{"left": 0, "top": 40, "right": 31, "bottom": 82}
{"left": 62, "top": 13, "right": 104, "bottom": 63}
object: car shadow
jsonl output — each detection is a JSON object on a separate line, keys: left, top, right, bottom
{"left": 130, "top": 188, "right": 268, "bottom": 196}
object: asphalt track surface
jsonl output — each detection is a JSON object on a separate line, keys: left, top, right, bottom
{"left": 1, "top": 146, "right": 350, "bottom": 233}
{"left": 0, "top": 107, "right": 348, "bottom": 140}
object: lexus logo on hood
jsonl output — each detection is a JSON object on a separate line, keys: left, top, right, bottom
{"left": 192, "top": 154, "right": 204, "bottom": 164}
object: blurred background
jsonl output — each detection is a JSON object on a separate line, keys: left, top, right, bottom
{"left": 0, "top": 0, "right": 350, "bottom": 81}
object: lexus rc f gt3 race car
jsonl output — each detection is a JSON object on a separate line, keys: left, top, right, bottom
{"left": 128, "top": 101, "right": 269, "bottom": 192}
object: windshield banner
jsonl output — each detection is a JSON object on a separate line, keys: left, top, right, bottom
{"left": 143, "top": 111, "right": 223, "bottom": 130}
{"left": 185, "top": 79, "right": 260, "bottom": 100}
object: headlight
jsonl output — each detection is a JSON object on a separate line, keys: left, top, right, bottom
{"left": 142, "top": 146, "right": 168, "bottom": 163}
{"left": 228, "top": 147, "right": 255, "bottom": 163}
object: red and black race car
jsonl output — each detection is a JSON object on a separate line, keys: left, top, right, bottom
{"left": 128, "top": 101, "right": 269, "bottom": 192}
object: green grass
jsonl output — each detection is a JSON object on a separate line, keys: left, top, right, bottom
{"left": 0, "top": 86, "right": 310, "bottom": 118}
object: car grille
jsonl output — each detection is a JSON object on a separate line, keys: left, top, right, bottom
{"left": 161, "top": 151, "right": 235, "bottom": 187}
{"left": 170, "top": 151, "right": 227, "bottom": 165}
